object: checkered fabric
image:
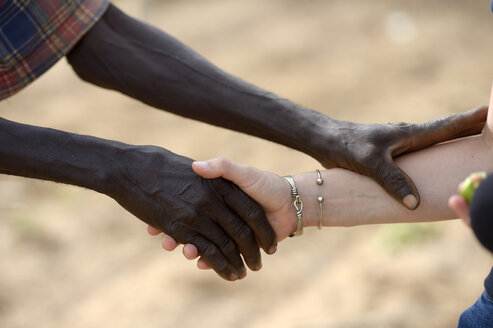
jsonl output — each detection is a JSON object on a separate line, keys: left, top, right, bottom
{"left": 0, "top": 0, "right": 109, "bottom": 100}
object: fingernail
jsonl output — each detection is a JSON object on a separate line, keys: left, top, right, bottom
{"left": 229, "top": 273, "right": 239, "bottom": 281}
{"left": 268, "top": 245, "right": 277, "bottom": 255}
{"left": 194, "top": 161, "right": 209, "bottom": 170}
{"left": 254, "top": 263, "right": 262, "bottom": 271}
{"left": 403, "top": 194, "right": 418, "bottom": 210}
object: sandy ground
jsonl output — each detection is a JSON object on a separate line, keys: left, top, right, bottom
{"left": 1, "top": 0, "right": 493, "bottom": 327}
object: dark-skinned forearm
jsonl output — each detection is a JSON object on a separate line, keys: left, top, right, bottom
{"left": 0, "top": 117, "right": 124, "bottom": 195}
{"left": 66, "top": 4, "right": 335, "bottom": 162}
{"left": 0, "top": 117, "right": 277, "bottom": 278}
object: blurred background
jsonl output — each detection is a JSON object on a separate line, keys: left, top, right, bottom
{"left": 0, "top": 0, "right": 492, "bottom": 327}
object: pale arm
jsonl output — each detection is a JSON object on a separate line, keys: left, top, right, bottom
{"left": 155, "top": 113, "right": 493, "bottom": 268}
{"left": 300, "top": 134, "right": 493, "bottom": 228}
{"left": 194, "top": 88, "right": 493, "bottom": 240}
{"left": 192, "top": 132, "right": 493, "bottom": 241}
{"left": 159, "top": 131, "right": 493, "bottom": 270}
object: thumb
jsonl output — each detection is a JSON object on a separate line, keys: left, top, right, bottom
{"left": 373, "top": 159, "right": 420, "bottom": 210}
{"left": 192, "top": 158, "right": 225, "bottom": 179}
{"left": 192, "top": 158, "right": 259, "bottom": 189}
{"left": 193, "top": 158, "right": 279, "bottom": 252}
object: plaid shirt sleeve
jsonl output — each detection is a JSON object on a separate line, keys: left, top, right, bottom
{"left": 0, "top": 0, "right": 110, "bottom": 100}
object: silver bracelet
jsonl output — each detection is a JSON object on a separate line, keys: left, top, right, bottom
{"left": 283, "top": 176, "right": 303, "bottom": 237}
{"left": 316, "top": 169, "right": 324, "bottom": 230}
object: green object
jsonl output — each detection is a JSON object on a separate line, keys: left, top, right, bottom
{"left": 379, "top": 222, "right": 441, "bottom": 252}
{"left": 461, "top": 172, "right": 487, "bottom": 203}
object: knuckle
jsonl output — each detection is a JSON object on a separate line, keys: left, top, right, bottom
{"left": 383, "top": 173, "right": 406, "bottom": 191}
{"left": 357, "top": 146, "right": 385, "bottom": 171}
{"left": 201, "top": 243, "right": 218, "bottom": 257}
{"left": 235, "top": 223, "right": 255, "bottom": 244}
{"left": 389, "top": 121, "right": 412, "bottom": 128}
{"left": 244, "top": 203, "right": 264, "bottom": 223}
{"left": 208, "top": 177, "right": 233, "bottom": 197}
{"left": 218, "top": 237, "right": 238, "bottom": 254}
{"left": 201, "top": 244, "right": 229, "bottom": 273}
{"left": 381, "top": 121, "right": 414, "bottom": 136}
{"left": 166, "top": 216, "right": 195, "bottom": 239}
{"left": 216, "top": 157, "right": 230, "bottom": 171}
{"left": 195, "top": 195, "right": 215, "bottom": 211}
{"left": 376, "top": 167, "right": 408, "bottom": 195}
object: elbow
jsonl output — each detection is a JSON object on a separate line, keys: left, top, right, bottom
{"left": 66, "top": 45, "right": 90, "bottom": 83}
{"left": 66, "top": 39, "right": 111, "bottom": 89}
{"left": 66, "top": 11, "right": 119, "bottom": 90}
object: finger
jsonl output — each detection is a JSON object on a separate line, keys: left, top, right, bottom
{"left": 147, "top": 225, "right": 162, "bottom": 236}
{"left": 197, "top": 258, "right": 212, "bottom": 270}
{"left": 183, "top": 243, "right": 200, "bottom": 260}
{"left": 161, "top": 234, "right": 179, "bottom": 251}
{"left": 224, "top": 186, "right": 276, "bottom": 259}
{"left": 190, "top": 234, "right": 241, "bottom": 281}
{"left": 193, "top": 158, "right": 263, "bottom": 187}
{"left": 193, "top": 158, "right": 278, "bottom": 254}
{"left": 448, "top": 122, "right": 486, "bottom": 139}
{"left": 448, "top": 195, "right": 470, "bottom": 222}
{"left": 178, "top": 215, "right": 248, "bottom": 278}
{"left": 405, "top": 106, "right": 488, "bottom": 151}
{"left": 372, "top": 156, "right": 420, "bottom": 210}
{"left": 201, "top": 193, "right": 263, "bottom": 272}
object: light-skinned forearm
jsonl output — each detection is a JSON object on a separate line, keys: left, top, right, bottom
{"left": 292, "top": 134, "right": 493, "bottom": 230}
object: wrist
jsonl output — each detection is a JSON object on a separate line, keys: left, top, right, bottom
{"left": 93, "top": 141, "right": 134, "bottom": 196}
{"left": 0, "top": 118, "right": 124, "bottom": 195}
{"left": 293, "top": 172, "right": 324, "bottom": 228}
{"left": 41, "top": 133, "right": 128, "bottom": 196}
{"left": 292, "top": 169, "right": 361, "bottom": 229}
{"left": 285, "top": 109, "right": 342, "bottom": 166}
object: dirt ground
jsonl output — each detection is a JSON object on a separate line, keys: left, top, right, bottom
{"left": 1, "top": 0, "right": 493, "bottom": 327}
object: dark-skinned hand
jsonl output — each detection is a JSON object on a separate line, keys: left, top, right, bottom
{"left": 107, "top": 145, "right": 276, "bottom": 281}
{"left": 312, "top": 105, "right": 488, "bottom": 209}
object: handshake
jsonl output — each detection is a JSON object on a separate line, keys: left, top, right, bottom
{"left": 2, "top": 99, "right": 486, "bottom": 282}
{"left": 126, "top": 106, "right": 490, "bottom": 281}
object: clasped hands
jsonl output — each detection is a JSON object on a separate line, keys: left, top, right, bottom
{"left": 141, "top": 106, "right": 487, "bottom": 280}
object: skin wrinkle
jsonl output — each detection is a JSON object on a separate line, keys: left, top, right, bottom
{"left": 175, "top": 181, "right": 195, "bottom": 198}
{"left": 118, "top": 159, "right": 174, "bottom": 202}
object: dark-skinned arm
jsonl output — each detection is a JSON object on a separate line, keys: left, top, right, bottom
{"left": 67, "top": 4, "right": 488, "bottom": 209}
{"left": 0, "top": 117, "right": 276, "bottom": 280}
